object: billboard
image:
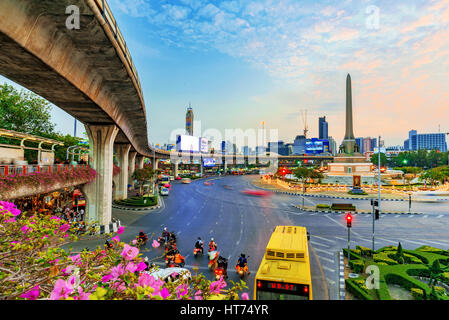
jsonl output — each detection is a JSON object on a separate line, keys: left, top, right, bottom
{"left": 203, "top": 158, "right": 216, "bottom": 167}
{"left": 305, "top": 138, "right": 330, "bottom": 155}
{"left": 176, "top": 135, "right": 199, "bottom": 152}
{"left": 200, "top": 137, "right": 208, "bottom": 153}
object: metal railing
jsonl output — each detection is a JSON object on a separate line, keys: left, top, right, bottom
{"left": 0, "top": 164, "right": 91, "bottom": 177}
{"left": 92, "top": 0, "right": 142, "bottom": 95}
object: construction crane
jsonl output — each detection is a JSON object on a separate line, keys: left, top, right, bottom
{"left": 300, "top": 109, "right": 308, "bottom": 138}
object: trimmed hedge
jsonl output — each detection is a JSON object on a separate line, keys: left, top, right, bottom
{"left": 345, "top": 278, "right": 374, "bottom": 300}
{"left": 411, "top": 288, "right": 424, "bottom": 300}
{"left": 115, "top": 196, "right": 158, "bottom": 207}
{"left": 349, "top": 259, "right": 365, "bottom": 273}
{"left": 316, "top": 204, "right": 331, "bottom": 209}
{"left": 356, "top": 245, "right": 373, "bottom": 257}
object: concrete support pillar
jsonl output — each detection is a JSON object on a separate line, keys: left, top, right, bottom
{"left": 128, "top": 151, "right": 137, "bottom": 188}
{"left": 152, "top": 158, "right": 160, "bottom": 170}
{"left": 81, "top": 124, "right": 119, "bottom": 227}
{"left": 136, "top": 155, "right": 145, "bottom": 169}
{"left": 174, "top": 161, "right": 179, "bottom": 177}
{"left": 114, "top": 144, "right": 131, "bottom": 201}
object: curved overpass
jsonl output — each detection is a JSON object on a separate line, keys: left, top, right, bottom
{"left": 0, "top": 0, "right": 166, "bottom": 158}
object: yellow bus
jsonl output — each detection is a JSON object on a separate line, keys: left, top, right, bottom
{"left": 254, "top": 226, "right": 312, "bottom": 300}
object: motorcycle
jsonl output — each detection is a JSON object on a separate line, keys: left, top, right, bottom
{"left": 236, "top": 256, "right": 250, "bottom": 278}
{"left": 193, "top": 244, "right": 204, "bottom": 257}
{"left": 208, "top": 250, "right": 220, "bottom": 271}
{"left": 137, "top": 234, "right": 148, "bottom": 247}
{"left": 157, "top": 236, "right": 166, "bottom": 245}
{"left": 214, "top": 256, "right": 228, "bottom": 280}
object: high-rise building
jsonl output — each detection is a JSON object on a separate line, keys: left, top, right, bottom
{"left": 355, "top": 137, "right": 364, "bottom": 153}
{"left": 318, "top": 116, "right": 328, "bottom": 140}
{"left": 292, "top": 135, "right": 307, "bottom": 155}
{"left": 328, "top": 136, "right": 337, "bottom": 156}
{"left": 405, "top": 130, "right": 447, "bottom": 152}
{"left": 268, "top": 141, "right": 289, "bottom": 156}
{"left": 185, "top": 104, "right": 194, "bottom": 136}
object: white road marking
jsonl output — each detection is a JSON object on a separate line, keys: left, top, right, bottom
{"left": 318, "top": 256, "right": 335, "bottom": 264}
{"left": 437, "top": 215, "right": 444, "bottom": 218}
{"left": 312, "top": 236, "right": 335, "bottom": 243}
{"left": 376, "top": 237, "right": 398, "bottom": 244}
{"left": 421, "top": 215, "right": 428, "bottom": 219}
{"left": 326, "top": 278, "right": 336, "bottom": 285}
{"left": 395, "top": 215, "right": 401, "bottom": 218}
{"left": 310, "top": 240, "right": 330, "bottom": 248}
{"left": 334, "top": 236, "right": 348, "bottom": 242}
{"left": 322, "top": 265, "right": 336, "bottom": 273}
{"left": 421, "top": 240, "right": 449, "bottom": 247}
{"left": 355, "top": 237, "right": 372, "bottom": 243}
{"left": 314, "top": 248, "right": 334, "bottom": 256}
{"left": 408, "top": 215, "right": 414, "bottom": 218}
{"left": 399, "top": 238, "right": 423, "bottom": 246}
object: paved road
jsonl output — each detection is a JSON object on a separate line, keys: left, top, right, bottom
{"left": 68, "top": 174, "right": 449, "bottom": 300}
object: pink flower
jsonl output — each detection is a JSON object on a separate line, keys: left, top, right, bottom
{"left": 176, "top": 284, "right": 189, "bottom": 299}
{"left": 102, "top": 274, "right": 113, "bottom": 283}
{"left": 59, "top": 224, "right": 71, "bottom": 233}
{"left": 117, "top": 226, "right": 125, "bottom": 234}
{"left": 209, "top": 277, "right": 227, "bottom": 294}
{"left": 69, "top": 254, "right": 82, "bottom": 265}
{"left": 110, "top": 263, "right": 125, "bottom": 280}
{"left": 132, "top": 239, "right": 137, "bottom": 245}
{"left": 20, "top": 225, "right": 31, "bottom": 234}
{"left": 121, "top": 244, "right": 139, "bottom": 260}
{"left": 20, "top": 285, "right": 40, "bottom": 300}
{"left": 112, "top": 235, "right": 120, "bottom": 243}
{"left": 50, "top": 279, "right": 74, "bottom": 300}
{"left": 138, "top": 273, "right": 155, "bottom": 287}
{"left": 136, "top": 262, "right": 147, "bottom": 272}
{"left": 194, "top": 290, "right": 203, "bottom": 300}
{"left": 74, "top": 287, "right": 90, "bottom": 300}
{"left": 160, "top": 287, "right": 170, "bottom": 299}
{"left": 241, "top": 293, "right": 249, "bottom": 300}
{"left": 152, "top": 239, "right": 160, "bottom": 248}
{"left": 126, "top": 262, "right": 138, "bottom": 273}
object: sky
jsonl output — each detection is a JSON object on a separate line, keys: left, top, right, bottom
{"left": 1, "top": 0, "right": 449, "bottom": 148}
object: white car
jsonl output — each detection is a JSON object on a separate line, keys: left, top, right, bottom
{"left": 169, "top": 176, "right": 174, "bottom": 181}
{"left": 145, "top": 267, "right": 191, "bottom": 284}
{"left": 160, "top": 187, "right": 169, "bottom": 196}
{"left": 181, "top": 178, "right": 191, "bottom": 184}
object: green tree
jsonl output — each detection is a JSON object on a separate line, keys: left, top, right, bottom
{"left": 0, "top": 83, "right": 55, "bottom": 135}
{"left": 370, "top": 152, "right": 387, "bottom": 167}
{"left": 293, "top": 167, "right": 323, "bottom": 191}
{"left": 132, "top": 164, "right": 156, "bottom": 195}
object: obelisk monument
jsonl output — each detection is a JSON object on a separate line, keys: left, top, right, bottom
{"left": 340, "top": 74, "right": 359, "bottom": 154}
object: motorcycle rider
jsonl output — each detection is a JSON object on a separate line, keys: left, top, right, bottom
{"left": 236, "top": 253, "right": 250, "bottom": 274}
{"left": 138, "top": 230, "right": 148, "bottom": 243}
{"left": 216, "top": 256, "right": 228, "bottom": 278}
{"left": 174, "top": 251, "right": 185, "bottom": 267}
{"left": 208, "top": 238, "right": 217, "bottom": 252}
{"left": 162, "top": 227, "right": 170, "bottom": 242}
{"left": 195, "top": 237, "right": 204, "bottom": 254}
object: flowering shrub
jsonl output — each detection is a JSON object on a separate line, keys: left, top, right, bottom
{"left": 0, "top": 202, "right": 249, "bottom": 300}
{"left": 0, "top": 167, "right": 97, "bottom": 196}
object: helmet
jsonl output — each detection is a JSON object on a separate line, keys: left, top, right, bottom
{"left": 198, "top": 237, "right": 201, "bottom": 240}
{"left": 164, "top": 227, "right": 167, "bottom": 231}
{"left": 211, "top": 238, "right": 214, "bottom": 241}
{"left": 241, "top": 253, "right": 245, "bottom": 258}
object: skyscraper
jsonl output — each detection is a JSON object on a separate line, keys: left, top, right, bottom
{"left": 405, "top": 130, "right": 447, "bottom": 152}
{"left": 185, "top": 104, "right": 194, "bottom": 136}
{"left": 318, "top": 116, "right": 328, "bottom": 140}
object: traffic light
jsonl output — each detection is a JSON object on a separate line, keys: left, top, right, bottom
{"left": 375, "top": 209, "right": 379, "bottom": 220}
{"left": 345, "top": 213, "right": 352, "bottom": 228}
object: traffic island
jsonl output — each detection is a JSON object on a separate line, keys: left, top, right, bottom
{"left": 112, "top": 195, "right": 161, "bottom": 211}
{"left": 292, "top": 204, "right": 422, "bottom": 215}
{"left": 343, "top": 244, "right": 449, "bottom": 300}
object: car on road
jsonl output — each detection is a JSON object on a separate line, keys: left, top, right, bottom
{"left": 169, "top": 176, "right": 174, "bottom": 181}
{"left": 181, "top": 178, "right": 192, "bottom": 184}
{"left": 145, "top": 267, "right": 191, "bottom": 284}
{"left": 241, "top": 189, "right": 272, "bottom": 197}
{"left": 175, "top": 176, "right": 181, "bottom": 180}
{"left": 160, "top": 187, "right": 169, "bottom": 196}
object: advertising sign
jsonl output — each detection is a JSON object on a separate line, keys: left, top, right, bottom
{"left": 200, "top": 137, "right": 208, "bottom": 153}
{"left": 305, "top": 138, "right": 330, "bottom": 155}
{"left": 176, "top": 135, "right": 199, "bottom": 152}
{"left": 203, "top": 158, "right": 216, "bottom": 167}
